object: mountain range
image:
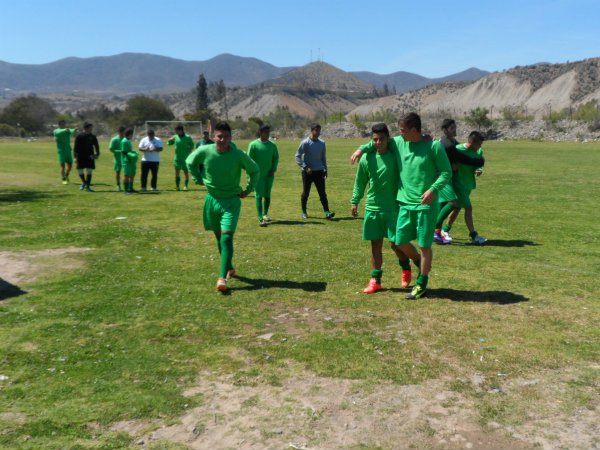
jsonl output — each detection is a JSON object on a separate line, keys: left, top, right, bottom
{"left": 0, "top": 53, "right": 487, "bottom": 94}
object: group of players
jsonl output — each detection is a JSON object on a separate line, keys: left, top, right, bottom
{"left": 53, "top": 113, "right": 486, "bottom": 298}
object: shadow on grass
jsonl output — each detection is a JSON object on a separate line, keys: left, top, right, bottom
{"left": 0, "top": 278, "right": 27, "bottom": 301}
{"left": 449, "top": 239, "right": 539, "bottom": 248}
{"left": 269, "top": 220, "right": 324, "bottom": 226}
{"left": 229, "top": 275, "right": 327, "bottom": 292}
{"left": 429, "top": 288, "right": 529, "bottom": 304}
{"left": 0, "top": 189, "right": 57, "bottom": 203}
{"left": 385, "top": 287, "right": 529, "bottom": 304}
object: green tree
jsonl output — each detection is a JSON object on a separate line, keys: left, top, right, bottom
{"left": 122, "top": 96, "right": 174, "bottom": 126}
{"left": 0, "top": 95, "right": 57, "bottom": 133}
{"left": 196, "top": 73, "right": 209, "bottom": 112}
{"left": 464, "top": 107, "right": 492, "bottom": 130}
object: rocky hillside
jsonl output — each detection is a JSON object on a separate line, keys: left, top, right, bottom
{"left": 350, "top": 58, "right": 600, "bottom": 119}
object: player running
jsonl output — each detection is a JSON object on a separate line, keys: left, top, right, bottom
{"left": 186, "top": 122, "right": 259, "bottom": 293}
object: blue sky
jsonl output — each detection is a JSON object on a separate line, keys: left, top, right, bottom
{"left": 1, "top": 0, "right": 598, "bottom": 78}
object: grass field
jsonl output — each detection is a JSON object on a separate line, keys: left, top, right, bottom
{"left": 0, "top": 137, "right": 598, "bottom": 449}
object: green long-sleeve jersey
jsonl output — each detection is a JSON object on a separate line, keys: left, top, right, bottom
{"left": 120, "top": 138, "right": 138, "bottom": 163}
{"left": 167, "top": 134, "right": 195, "bottom": 161}
{"left": 360, "top": 136, "right": 451, "bottom": 210}
{"left": 53, "top": 127, "right": 76, "bottom": 151}
{"left": 351, "top": 148, "right": 399, "bottom": 212}
{"left": 455, "top": 144, "right": 484, "bottom": 190}
{"left": 247, "top": 139, "right": 279, "bottom": 177}
{"left": 109, "top": 135, "right": 122, "bottom": 156}
{"left": 186, "top": 142, "right": 260, "bottom": 198}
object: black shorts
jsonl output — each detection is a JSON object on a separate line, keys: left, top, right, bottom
{"left": 76, "top": 155, "right": 96, "bottom": 170}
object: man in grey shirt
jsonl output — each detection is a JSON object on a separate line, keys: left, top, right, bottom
{"left": 295, "top": 123, "right": 335, "bottom": 220}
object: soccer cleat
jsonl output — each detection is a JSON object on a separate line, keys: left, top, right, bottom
{"left": 62, "top": 177, "right": 68, "bottom": 185}
{"left": 152, "top": 188, "right": 157, "bottom": 192}
{"left": 406, "top": 284, "right": 426, "bottom": 300}
{"left": 363, "top": 278, "right": 382, "bottom": 294}
{"left": 85, "top": 186, "right": 95, "bottom": 192}
{"left": 434, "top": 230, "right": 451, "bottom": 245}
{"left": 301, "top": 212, "right": 308, "bottom": 219}
{"left": 226, "top": 269, "right": 237, "bottom": 280}
{"left": 140, "top": 187, "right": 147, "bottom": 192}
{"left": 183, "top": 186, "right": 189, "bottom": 191}
{"left": 116, "top": 185, "right": 121, "bottom": 192}
{"left": 471, "top": 235, "right": 488, "bottom": 245}
{"left": 441, "top": 230, "right": 453, "bottom": 242}
{"left": 263, "top": 214, "right": 271, "bottom": 222}
{"left": 325, "top": 211, "right": 336, "bottom": 220}
{"left": 259, "top": 220, "right": 268, "bottom": 227}
{"left": 401, "top": 270, "right": 412, "bottom": 288}
{"left": 216, "top": 277, "right": 228, "bottom": 292}
{"left": 79, "top": 183, "right": 85, "bottom": 190}
{"left": 175, "top": 186, "right": 180, "bottom": 191}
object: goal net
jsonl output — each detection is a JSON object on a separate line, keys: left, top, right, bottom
{"left": 139, "top": 121, "right": 205, "bottom": 141}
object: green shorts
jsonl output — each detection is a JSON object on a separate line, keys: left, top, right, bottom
{"left": 57, "top": 149, "right": 73, "bottom": 165}
{"left": 203, "top": 193, "right": 241, "bottom": 233}
{"left": 255, "top": 175, "right": 275, "bottom": 197}
{"left": 395, "top": 203, "right": 440, "bottom": 248}
{"left": 438, "top": 182, "right": 457, "bottom": 203}
{"left": 454, "top": 183, "right": 472, "bottom": 208}
{"left": 362, "top": 209, "right": 398, "bottom": 241}
{"left": 113, "top": 155, "right": 122, "bottom": 171}
{"left": 173, "top": 159, "right": 188, "bottom": 171}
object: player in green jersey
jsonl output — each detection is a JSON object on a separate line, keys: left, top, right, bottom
{"left": 121, "top": 128, "right": 139, "bottom": 193}
{"left": 247, "top": 124, "right": 279, "bottom": 227}
{"left": 109, "top": 126, "right": 126, "bottom": 191}
{"left": 351, "top": 113, "right": 452, "bottom": 300}
{"left": 442, "top": 131, "right": 487, "bottom": 245}
{"left": 167, "top": 124, "right": 195, "bottom": 191}
{"left": 351, "top": 123, "right": 419, "bottom": 293}
{"left": 194, "top": 131, "right": 214, "bottom": 185}
{"left": 53, "top": 120, "right": 77, "bottom": 184}
{"left": 186, "top": 122, "right": 260, "bottom": 293}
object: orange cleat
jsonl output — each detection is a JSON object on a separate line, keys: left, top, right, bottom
{"left": 401, "top": 270, "right": 412, "bottom": 288}
{"left": 216, "top": 277, "right": 228, "bottom": 292}
{"left": 363, "top": 278, "right": 382, "bottom": 294}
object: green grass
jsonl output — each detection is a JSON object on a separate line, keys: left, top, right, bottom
{"left": 0, "top": 138, "right": 599, "bottom": 448}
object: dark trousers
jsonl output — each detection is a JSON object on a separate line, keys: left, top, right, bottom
{"left": 301, "top": 170, "right": 329, "bottom": 212}
{"left": 141, "top": 161, "right": 159, "bottom": 189}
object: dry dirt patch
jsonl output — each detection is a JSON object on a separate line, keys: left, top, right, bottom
{"left": 0, "top": 247, "right": 91, "bottom": 288}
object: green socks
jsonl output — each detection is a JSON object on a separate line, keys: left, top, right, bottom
{"left": 443, "top": 224, "right": 452, "bottom": 233}
{"left": 255, "top": 195, "right": 263, "bottom": 220}
{"left": 176, "top": 176, "right": 181, "bottom": 189}
{"left": 436, "top": 203, "right": 455, "bottom": 229}
{"left": 219, "top": 233, "right": 234, "bottom": 278}
{"left": 264, "top": 197, "right": 271, "bottom": 216}
{"left": 371, "top": 269, "right": 382, "bottom": 283}
{"left": 416, "top": 274, "right": 429, "bottom": 289}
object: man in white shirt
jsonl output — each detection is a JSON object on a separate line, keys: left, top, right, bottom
{"left": 138, "top": 129, "right": 163, "bottom": 192}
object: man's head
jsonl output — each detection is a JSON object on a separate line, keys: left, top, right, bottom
{"left": 467, "top": 131, "right": 484, "bottom": 150}
{"left": 310, "top": 123, "right": 321, "bottom": 140}
{"left": 371, "top": 122, "right": 390, "bottom": 153}
{"left": 83, "top": 122, "right": 93, "bottom": 133}
{"left": 124, "top": 128, "right": 134, "bottom": 139}
{"left": 58, "top": 120, "right": 66, "bottom": 128}
{"left": 175, "top": 124, "right": 185, "bottom": 136}
{"left": 398, "top": 112, "right": 422, "bottom": 142}
{"left": 203, "top": 131, "right": 210, "bottom": 138}
{"left": 147, "top": 129, "right": 155, "bottom": 139}
{"left": 118, "top": 126, "right": 126, "bottom": 137}
{"left": 441, "top": 118, "right": 457, "bottom": 138}
{"left": 258, "top": 124, "right": 271, "bottom": 141}
{"left": 214, "top": 121, "right": 232, "bottom": 152}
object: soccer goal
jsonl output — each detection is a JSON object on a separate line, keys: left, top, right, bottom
{"left": 140, "top": 121, "right": 205, "bottom": 141}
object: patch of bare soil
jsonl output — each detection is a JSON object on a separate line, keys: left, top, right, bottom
{"left": 0, "top": 247, "right": 91, "bottom": 288}
{"left": 112, "top": 368, "right": 546, "bottom": 450}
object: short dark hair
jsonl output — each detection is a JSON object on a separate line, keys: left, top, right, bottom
{"left": 441, "top": 118, "right": 456, "bottom": 130}
{"left": 58, "top": 119, "right": 66, "bottom": 125}
{"left": 400, "top": 112, "right": 421, "bottom": 132}
{"left": 175, "top": 124, "right": 184, "bottom": 132}
{"left": 214, "top": 121, "right": 232, "bottom": 134}
{"left": 118, "top": 126, "right": 126, "bottom": 133}
{"left": 371, "top": 122, "right": 390, "bottom": 137}
{"left": 83, "top": 122, "right": 93, "bottom": 129}
{"left": 124, "top": 128, "right": 134, "bottom": 137}
{"left": 310, "top": 123, "right": 321, "bottom": 131}
{"left": 203, "top": 131, "right": 209, "bottom": 136}
{"left": 147, "top": 129, "right": 155, "bottom": 135}
{"left": 259, "top": 124, "right": 271, "bottom": 133}
{"left": 468, "top": 131, "right": 484, "bottom": 144}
